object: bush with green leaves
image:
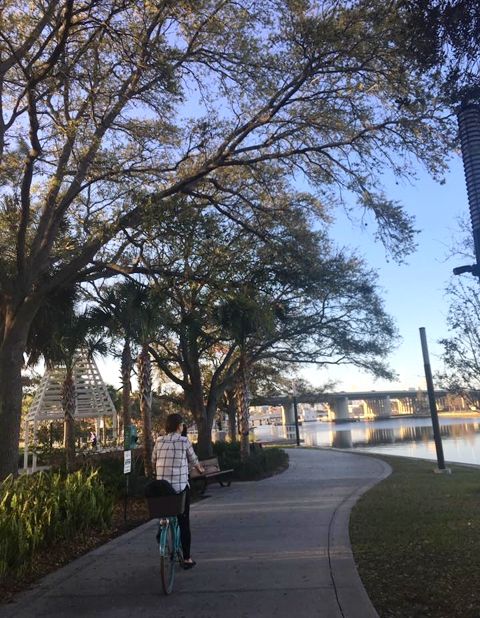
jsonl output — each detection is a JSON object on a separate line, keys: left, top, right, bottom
{"left": 195, "top": 442, "right": 288, "bottom": 481}
{"left": 78, "top": 450, "right": 147, "bottom": 498}
{"left": 18, "top": 447, "right": 67, "bottom": 470}
{"left": 0, "top": 469, "right": 113, "bottom": 581}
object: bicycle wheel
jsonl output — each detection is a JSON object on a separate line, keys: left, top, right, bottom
{"left": 160, "top": 521, "right": 175, "bottom": 595}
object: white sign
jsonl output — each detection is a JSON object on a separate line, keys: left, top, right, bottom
{"left": 124, "top": 450, "right": 132, "bottom": 474}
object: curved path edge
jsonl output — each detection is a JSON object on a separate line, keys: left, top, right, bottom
{"left": 0, "top": 451, "right": 393, "bottom": 618}
{"left": 328, "top": 455, "right": 392, "bottom": 618}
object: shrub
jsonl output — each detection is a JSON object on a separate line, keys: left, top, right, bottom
{"left": 78, "top": 450, "right": 147, "bottom": 498}
{"left": 207, "top": 442, "right": 288, "bottom": 481}
{"left": 209, "top": 440, "right": 239, "bottom": 458}
{"left": 18, "top": 447, "right": 67, "bottom": 469}
{"left": 0, "top": 469, "right": 114, "bottom": 581}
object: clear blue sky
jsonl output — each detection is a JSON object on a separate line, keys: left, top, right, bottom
{"left": 302, "top": 155, "right": 471, "bottom": 392}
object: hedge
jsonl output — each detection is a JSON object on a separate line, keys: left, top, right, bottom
{"left": 198, "top": 441, "right": 289, "bottom": 481}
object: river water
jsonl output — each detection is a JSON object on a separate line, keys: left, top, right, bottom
{"left": 252, "top": 416, "right": 480, "bottom": 465}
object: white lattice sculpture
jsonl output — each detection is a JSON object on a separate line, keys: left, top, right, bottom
{"left": 24, "top": 351, "right": 118, "bottom": 472}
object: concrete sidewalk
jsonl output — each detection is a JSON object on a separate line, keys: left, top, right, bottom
{"left": 1, "top": 449, "right": 390, "bottom": 618}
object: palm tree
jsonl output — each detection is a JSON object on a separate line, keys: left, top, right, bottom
{"left": 224, "top": 388, "right": 237, "bottom": 442}
{"left": 218, "top": 293, "right": 273, "bottom": 461}
{"left": 134, "top": 286, "right": 162, "bottom": 477}
{"left": 92, "top": 280, "right": 161, "bottom": 476}
{"left": 88, "top": 281, "right": 143, "bottom": 433}
{"left": 235, "top": 352, "right": 250, "bottom": 460}
{"left": 138, "top": 337, "right": 153, "bottom": 475}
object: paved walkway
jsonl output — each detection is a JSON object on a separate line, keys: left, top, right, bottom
{"left": 1, "top": 449, "right": 391, "bottom": 618}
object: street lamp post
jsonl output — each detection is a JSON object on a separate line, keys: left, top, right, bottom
{"left": 454, "top": 105, "right": 480, "bottom": 278}
{"left": 419, "top": 328, "right": 451, "bottom": 474}
{"left": 292, "top": 380, "right": 301, "bottom": 447}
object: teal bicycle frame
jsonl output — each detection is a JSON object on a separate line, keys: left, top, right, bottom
{"left": 158, "top": 516, "right": 183, "bottom": 594}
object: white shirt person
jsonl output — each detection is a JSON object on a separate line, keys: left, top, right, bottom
{"left": 151, "top": 414, "right": 204, "bottom": 567}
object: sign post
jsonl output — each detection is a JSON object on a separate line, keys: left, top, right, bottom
{"left": 123, "top": 430, "right": 133, "bottom": 522}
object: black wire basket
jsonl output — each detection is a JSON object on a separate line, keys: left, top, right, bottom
{"left": 145, "top": 491, "right": 186, "bottom": 518}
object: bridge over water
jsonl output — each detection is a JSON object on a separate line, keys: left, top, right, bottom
{"left": 250, "top": 389, "right": 477, "bottom": 423}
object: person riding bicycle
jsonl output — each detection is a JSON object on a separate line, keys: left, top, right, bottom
{"left": 152, "top": 413, "right": 205, "bottom": 569}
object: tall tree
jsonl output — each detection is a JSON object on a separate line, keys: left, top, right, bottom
{"left": 142, "top": 202, "right": 397, "bottom": 458}
{"left": 401, "top": 0, "right": 480, "bottom": 103}
{"left": 0, "top": 0, "right": 457, "bottom": 478}
{"left": 89, "top": 280, "right": 159, "bottom": 475}
{"left": 437, "top": 220, "right": 480, "bottom": 400}
{"left": 437, "top": 277, "right": 480, "bottom": 400}
{"left": 223, "top": 388, "right": 237, "bottom": 443}
{"left": 88, "top": 281, "right": 145, "bottom": 432}
{"left": 135, "top": 288, "right": 159, "bottom": 478}
{"left": 218, "top": 295, "right": 271, "bottom": 460}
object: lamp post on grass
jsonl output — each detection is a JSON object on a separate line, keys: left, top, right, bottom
{"left": 419, "top": 328, "right": 451, "bottom": 475}
{"left": 454, "top": 105, "right": 480, "bottom": 278}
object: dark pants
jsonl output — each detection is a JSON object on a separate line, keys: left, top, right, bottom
{"left": 178, "top": 487, "right": 191, "bottom": 560}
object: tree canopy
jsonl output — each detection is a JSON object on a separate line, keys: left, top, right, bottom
{"left": 130, "top": 197, "right": 398, "bottom": 455}
{"left": 0, "top": 0, "right": 456, "bottom": 305}
{"left": 437, "top": 278, "right": 480, "bottom": 396}
{"left": 437, "top": 220, "right": 480, "bottom": 397}
{"left": 401, "top": 0, "right": 480, "bottom": 103}
{"left": 0, "top": 0, "right": 460, "bottom": 477}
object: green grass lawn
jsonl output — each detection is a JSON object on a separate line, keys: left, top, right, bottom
{"left": 350, "top": 455, "right": 480, "bottom": 618}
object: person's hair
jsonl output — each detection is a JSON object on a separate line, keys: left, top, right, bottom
{"left": 165, "top": 413, "right": 183, "bottom": 434}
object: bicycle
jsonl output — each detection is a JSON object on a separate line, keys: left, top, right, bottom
{"left": 157, "top": 514, "right": 184, "bottom": 594}
{"left": 146, "top": 488, "right": 186, "bottom": 595}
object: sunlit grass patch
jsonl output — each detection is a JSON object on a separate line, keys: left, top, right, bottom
{"left": 350, "top": 455, "right": 480, "bottom": 618}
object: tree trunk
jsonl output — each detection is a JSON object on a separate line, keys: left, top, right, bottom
{"left": 187, "top": 354, "right": 214, "bottom": 459}
{"left": 138, "top": 342, "right": 153, "bottom": 477}
{"left": 196, "top": 414, "right": 213, "bottom": 460}
{"left": 0, "top": 315, "right": 32, "bottom": 480}
{"left": 225, "top": 388, "right": 237, "bottom": 442}
{"left": 235, "top": 353, "right": 250, "bottom": 461}
{"left": 121, "top": 338, "right": 132, "bottom": 431}
{"left": 187, "top": 385, "right": 212, "bottom": 459}
{"left": 62, "top": 367, "right": 76, "bottom": 472}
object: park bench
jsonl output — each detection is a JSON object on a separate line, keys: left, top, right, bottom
{"left": 189, "top": 457, "right": 233, "bottom": 494}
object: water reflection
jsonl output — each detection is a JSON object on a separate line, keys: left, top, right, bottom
{"left": 331, "top": 431, "right": 353, "bottom": 449}
{"left": 254, "top": 417, "right": 480, "bottom": 465}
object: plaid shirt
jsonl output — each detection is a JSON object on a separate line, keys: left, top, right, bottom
{"left": 152, "top": 433, "right": 199, "bottom": 493}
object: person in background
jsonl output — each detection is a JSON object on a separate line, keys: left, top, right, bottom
{"left": 152, "top": 413, "right": 204, "bottom": 569}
